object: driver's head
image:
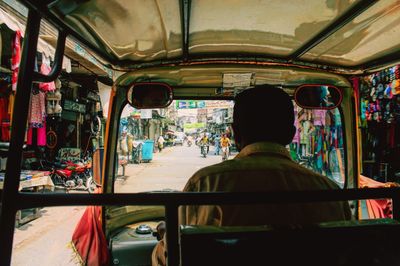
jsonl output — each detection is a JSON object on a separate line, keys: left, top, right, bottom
{"left": 233, "top": 85, "right": 295, "bottom": 150}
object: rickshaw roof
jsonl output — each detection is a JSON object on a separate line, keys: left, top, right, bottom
{"left": 21, "top": 0, "right": 400, "bottom": 74}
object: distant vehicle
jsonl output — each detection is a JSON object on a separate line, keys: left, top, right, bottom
{"left": 174, "top": 136, "right": 184, "bottom": 145}
{"left": 174, "top": 132, "right": 186, "bottom": 146}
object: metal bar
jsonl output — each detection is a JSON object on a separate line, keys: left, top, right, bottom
{"left": 32, "top": 31, "right": 67, "bottom": 82}
{"left": 104, "top": 90, "right": 122, "bottom": 193}
{"left": 166, "top": 204, "right": 179, "bottom": 266}
{"left": 0, "top": 9, "right": 41, "bottom": 265}
{"left": 16, "top": 188, "right": 400, "bottom": 209}
{"left": 289, "top": 0, "right": 377, "bottom": 60}
{"left": 180, "top": 0, "right": 191, "bottom": 61}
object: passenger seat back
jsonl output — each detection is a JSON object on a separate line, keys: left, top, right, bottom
{"left": 180, "top": 219, "right": 400, "bottom": 266}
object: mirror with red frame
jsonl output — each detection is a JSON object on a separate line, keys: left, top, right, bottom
{"left": 294, "top": 85, "right": 342, "bottom": 109}
{"left": 127, "top": 82, "right": 173, "bottom": 109}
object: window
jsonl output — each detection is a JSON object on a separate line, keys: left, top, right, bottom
{"left": 114, "top": 100, "right": 345, "bottom": 193}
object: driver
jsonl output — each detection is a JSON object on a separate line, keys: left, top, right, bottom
{"left": 199, "top": 133, "right": 209, "bottom": 153}
{"left": 152, "top": 85, "right": 351, "bottom": 266}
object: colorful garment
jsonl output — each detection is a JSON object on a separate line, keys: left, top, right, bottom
{"left": 313, "top": 110, "right": 326, "bottom": 126}
{"left": 38, "top": 54, "right": 56, "bottom": 92}
{"left": 11, "top": 31, "right": 21, "bottom": 92}
{"left": 27, "top": 121, "right": 47, "bottom": 146}
{"left": 28, "top": 89, "right": 46, "bottom": 128}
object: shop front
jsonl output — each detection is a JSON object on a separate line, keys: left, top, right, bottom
{"left": 355, "top": 65, "right": 400, "bottom": 182}
{"left": 289, "top": 104, "right": 345, "bottom": 187}
{"left": 0, "top": 11, "right": 111, "bottom": 225}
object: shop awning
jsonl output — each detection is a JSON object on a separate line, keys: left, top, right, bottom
{"left": 0, "top": 1, "right": 113, "bottom": 77}
{"left": 41, "top": 35, "right": 112, "bottom": 77}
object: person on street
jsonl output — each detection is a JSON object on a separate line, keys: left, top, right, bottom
{"left": 213, "top": 134, "right": 221, "bottom": 155}
{"left": 127, "top": 133, "right": 134, "bottom": 163}
{"left": 152, "top": 85, "right": 352, "bottom": 266}
{"left": 199, "top": 133, "right": 209, "bottom": 154}
{"left": 157, "top": 135, "right": 165, "bottom": 152}
{"left": 119, "top": 131, "right": 128, "bottom": 157}
{"left": 187, "top": 135, "right": 193, "bottom": 147}
{"left": 220, "top": 134, "right": 231, "bottom": 160}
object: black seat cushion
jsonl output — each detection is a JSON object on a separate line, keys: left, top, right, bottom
{"left": 180, "top": 219, "right": 400, "bottom": 266}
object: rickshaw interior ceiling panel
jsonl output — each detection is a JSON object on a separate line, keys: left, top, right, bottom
{"left": 50, "top": 0, "right": 183, "bottom": 61}
{"left": 24, "top": 0, "right": 400, "bottom": 70}
{"left": 188, "top": 0, "right": 358, "bottom": 55}
{"left": 301, "top": 0, "right": 400, "bottom": 66}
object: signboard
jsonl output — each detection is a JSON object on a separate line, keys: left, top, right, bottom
{"left": 140, "top": 109, "right": 153, "bottom": 119}
{"left": 87, "top": 91, "right": 101, "bottom": 101}
{"left": 58, "top": 148, "right": 81, "bottom": 162}
{"left": 205, "top": 101, "right": 234, "bottom": 109}
{"left": 223, "top": 73, "right": 254, "bottom": 88}
{"left": 176, "top": 100, "right": 206, "bottom": 109}
{"left": 183, "top": 123, "right": 205, "bottom": 130}
{"left": 176, "top": 100, "right": 234, "bottom": 109}
{"left": 62, "top": 110, "right": 78, "bottom": 121}
{"left": 63, "top": 100, "right": 86, "bottom": 113}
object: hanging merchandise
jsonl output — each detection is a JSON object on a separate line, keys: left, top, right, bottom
{"left": 27, "top": 84, "right": 47, "bottom": 146}
{"left": 39, "top": 53, "right": 56, "bottom": 92}
{"left": 46, "top": 80, "right": 62, "bottom": 116}
{"left": 357, "top": 64, "right": 400, "bottom": 182}
{"left": 0, "top": 77, "right": 11, "bottom": 142}
{"left": 290, "top": 105, "right": 345, "bottom": 186}
{"left": 11, "top": 30, "right": 21, "bottom": 92}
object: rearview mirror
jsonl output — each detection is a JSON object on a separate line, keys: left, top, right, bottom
{"left": 127, "top": 82, "right": 173, "bottom": 109}
{"left": 294, "top": 85, "right": 342, "bottom": 109}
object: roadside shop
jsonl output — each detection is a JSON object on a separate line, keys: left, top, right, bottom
{"left": 289, "top": 105, "right": 345, "bottom": 186}
{"left": 0, "top": 4, "right": 111, "bottom": 225}
{"left": 354, "top": 65, "right": 400, "bottom": 182}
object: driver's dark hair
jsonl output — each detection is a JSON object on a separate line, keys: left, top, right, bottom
{"left": 233, "top": 85, "right": 295, "bottom": 146}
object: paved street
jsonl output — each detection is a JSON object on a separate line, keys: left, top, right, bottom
{"left": 115, "top": 144, "right": 225, "bottom": 193}
{"left": 12, "top": 144, "right": 232, "bottom": 265}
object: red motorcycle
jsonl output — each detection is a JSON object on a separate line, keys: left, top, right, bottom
{"left": 43, "top": 159, "right": 96, "bottom": 193}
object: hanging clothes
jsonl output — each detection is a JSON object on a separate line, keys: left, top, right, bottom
{"left": 292, "top": 108, "right": 300, "bottom": 144}
{"left": 8, "top": 92, "right": 14, "bottom": 123}
{"left": 0, "top": 97, "right": 10, "bottom": 142}
{"left": 313, "top": 110, "right": 326, "bottom": 127}
{"left": 38, "top": 54, "right": 56, "bottom": 92}
{"left": 11, "top": 30, "right": 21, "bottom": 92}
{"left": 0, "top": 80, "right": 10, "bottom": 141}
{"left": 28, "top": 87, "right": 46, "bottom": 128}
{"left": 27, "top": 121, "right": 47, "bottom": 146}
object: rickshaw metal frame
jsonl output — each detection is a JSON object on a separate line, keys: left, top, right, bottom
{"left": 1, "top": 3, "right": 400, "bottom": 266}
{"left": 15, "top": 0, "right": 400, "bottom": 74}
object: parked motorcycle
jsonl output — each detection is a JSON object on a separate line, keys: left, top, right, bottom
{"left": 64, "top": 160, "right": 96, "bottom": 193}
{"left": 41, "top": 159, "right": 96, "bottom": 193}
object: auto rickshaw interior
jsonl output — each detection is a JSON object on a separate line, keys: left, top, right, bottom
{"left": 2, "top": 0, "right": 400, "bottom": 265}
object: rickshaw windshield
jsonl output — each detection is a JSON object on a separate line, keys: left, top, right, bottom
{"left": 113, "top": 101, "right": 346, "bottom": 196}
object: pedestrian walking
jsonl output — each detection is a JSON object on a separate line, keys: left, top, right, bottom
{"left": 157, "top": 135, "right": 165, "bottom": 152}
{"left": 220, "top": 134, "right": 231, "bottom": 160}
{"left": 214, "top": 134, "right": 221, "bottom": 155}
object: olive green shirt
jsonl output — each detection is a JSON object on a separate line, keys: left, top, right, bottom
{"left": 179, "top": 141, "right": 352, "bottom": 226}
